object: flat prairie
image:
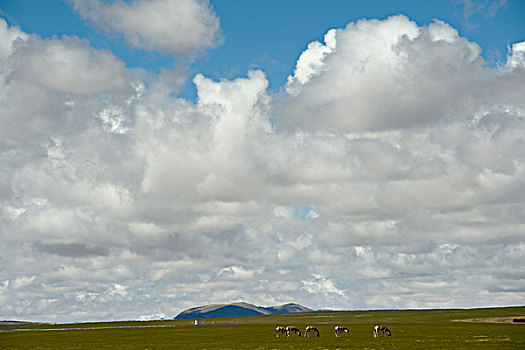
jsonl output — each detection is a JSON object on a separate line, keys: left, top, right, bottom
{"left": 1, "top": 306, "right": 524, "bottom": 349}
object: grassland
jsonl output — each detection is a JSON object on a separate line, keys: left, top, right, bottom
{"left": 1, "top": 306, "right": 524, "bottom": 349}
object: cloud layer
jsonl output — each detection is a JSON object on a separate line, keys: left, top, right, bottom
{"left": 280, "top": 16, "right": 520, "bottom": 131}
{"left": 70, "top": 0, "right": 221, "bottom": 57}
{"left": 0, "top": 15, "right": 524, "bottom": 322}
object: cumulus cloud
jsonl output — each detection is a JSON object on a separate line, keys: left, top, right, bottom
{"left": 0, "top": 29, "right": 131, "bottom": 147}
{"left": 0, "top": 18, "right": 27, "bottom": 59}
{"left": 7, "top": 36, "right": 128, "bottom": 95}
{"left": 70, "top": 0, "right": 220, "bottom": 57}
{"left": 505, "top": 41, "right": 525, "bottom": 70}
{"left": 0, "top": 15, "right": 524, "bottom": 322}
{"left": 278, "top": 15, "right": 493, "bottom": 131}
{"left": 303, "top": 274, "right": 345, "bottom": 297}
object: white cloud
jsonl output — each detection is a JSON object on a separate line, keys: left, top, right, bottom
{"left": 0, "top": 280, "right": 10, "bottom": 292}
{"left": 108, "top": 283, "right": 128, "bottom": 298}
{"left": 11, "top": 276, "right": 36, "bottom": 290}
{"left": 302, "top": 275, "right": 345, "bottom": 297}
{"left": 505, "top": 41, "right": 525, "bottom": 70}
{"left": 0, "top": 15, "right": 524, "bottom": 322}
{"left": 218, "top": 266, "right": 256, "bottom": 280}
{"left": 70, "top": 0, "right": 220, "bottom": 57}
{"left": 285, "top": 29, "right": 336, "bottom": 95}
{"left": 278, "top": 15, "right": 486, "bottom": 131}
{"left": 96, "top": 105, "right": 129, "bottom": 134}
{"left": 7, "top": 35, "right": 128, "bottom": 95}
{"left": 139, "top": 312, "right": 166, "bottom": 321}
{"left": 128, "top": 222, "right": 166, "bottom": 237}
{"left": 0, "top": 18, "right": 27, "bottom": 59}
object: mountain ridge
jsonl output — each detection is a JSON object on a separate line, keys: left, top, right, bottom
{"left": 174, "top": 302, "right": 311, "bottom": 319}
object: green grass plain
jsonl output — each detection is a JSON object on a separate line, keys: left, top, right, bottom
{"left": 1, "top": 306, "right": 524, "bottom": 349}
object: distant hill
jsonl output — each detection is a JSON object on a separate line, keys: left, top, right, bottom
{"left": 174, "top": 302, "right": 311, "bottom": 319}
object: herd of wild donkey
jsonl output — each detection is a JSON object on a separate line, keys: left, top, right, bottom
{"left": 275, "top": 325, "right": 392, "bottom": 338}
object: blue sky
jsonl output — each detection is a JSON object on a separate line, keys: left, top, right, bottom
{"left": 0, "top": 0, "right": 524, "bottom": 323}
{"left": 2, "top": 0, "right": 523, "bottom": 98}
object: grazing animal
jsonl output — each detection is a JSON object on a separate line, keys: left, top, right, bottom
{"left": 305, "top": 326, "right": 320, "bottom": 337}
{"left": 275, "top": 326, "right": 287, "bottom": 337}
{"left": 286, "top": 326, "right": 301, "bottom": 337}
{"left": 335, "top": 326, "right": 350, "bottom": 337}
{"left": 373, "top": 325, "right": 392, "bottom": 337}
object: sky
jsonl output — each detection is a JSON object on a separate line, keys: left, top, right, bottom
{"left": 0, "top": 0, "right": 524, "bottom": 323}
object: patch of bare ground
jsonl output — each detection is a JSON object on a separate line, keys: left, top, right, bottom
{"left": 452, "top": 316, "right": 525, "bottom": 323}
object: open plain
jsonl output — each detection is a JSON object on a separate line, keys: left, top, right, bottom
{"left": 1, "top": 306, "right": 524, "bottom": 349}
